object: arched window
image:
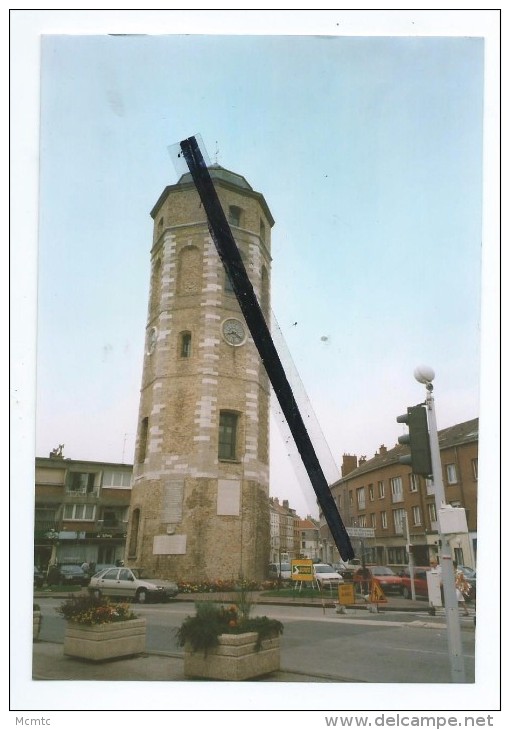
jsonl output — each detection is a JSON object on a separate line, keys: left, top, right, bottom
{"left": 177, "top": 245, "right": 202, "bottom": 294}
{"left": 228, "top": 205, "right": 242, "bottom": 227}
{"left": 180, "top": 331, "right": 192, "bottom": 358}
{"left": 138, "top": 417, "right": 149, "bottom": 463}
{"left": 128, "top": 508, "right": 140, "bottom": 558}
{"left": 218, "top": 411, "right": 239, "bottom": 461}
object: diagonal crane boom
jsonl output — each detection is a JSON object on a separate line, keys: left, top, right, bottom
{"left": 179, "top": 135, "right": 354, "bottom": 561}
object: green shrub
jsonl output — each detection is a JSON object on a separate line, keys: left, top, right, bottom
{"left": 175, "top": 602, "right": 283, "bottom": 656}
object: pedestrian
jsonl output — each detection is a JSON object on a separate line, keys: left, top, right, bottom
{"left": 81, "top": 560, "right": 90, "bottom": 575}
{"left": 454, "top": 562, "right": 470, "bottom": 616}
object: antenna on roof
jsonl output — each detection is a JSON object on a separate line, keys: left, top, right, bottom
{"left": 214, "top": 141, "right": 220, "bottom": 164}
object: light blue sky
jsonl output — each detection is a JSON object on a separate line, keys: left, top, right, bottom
{"left": 35, "top": 32, "right": 485, "bottom": 518}
{"left": 10, "top": 8, "right": 501, "bottom": 718}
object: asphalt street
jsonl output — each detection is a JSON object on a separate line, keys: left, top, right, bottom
{"left": 32, "top": 595, "right": 476, "bottom": 684}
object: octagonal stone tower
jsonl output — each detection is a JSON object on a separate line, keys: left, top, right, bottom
{"left": 125, "top": 166, "right": 274, "bottom": 582}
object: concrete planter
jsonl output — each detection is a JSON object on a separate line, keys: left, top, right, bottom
{"left": 33, "top": 610, "right": 42, "bottom": 642}
{"left": 184, "top": 631, "right": 280, "bottom": 681}
{"left": 64, "top": 618, "right": 146, "bottom": 661}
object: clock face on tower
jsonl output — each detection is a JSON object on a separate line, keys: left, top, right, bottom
{"left": 222, "top": 318, "right": 246, "bottom": 346}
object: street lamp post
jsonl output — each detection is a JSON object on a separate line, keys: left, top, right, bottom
{"left": 414, "top": 366, "right": 466, "bottom": 683}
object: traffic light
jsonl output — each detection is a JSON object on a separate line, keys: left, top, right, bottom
{"left": 396, "top": 405, "right": 433, "bottom": 476}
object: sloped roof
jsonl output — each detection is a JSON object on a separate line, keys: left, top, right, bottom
{"left": 177, "top": 164, "right": 253, "bottom": 191}
{"left": 334, "top": 417, "right": 478, "bottom": 484}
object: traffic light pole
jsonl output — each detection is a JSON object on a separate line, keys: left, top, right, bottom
{"left": 423, "top": 379, "right": 466, "bottom": 683}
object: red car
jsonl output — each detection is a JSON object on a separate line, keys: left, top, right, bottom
{"left": 352, "top": 566, "right": 403, "bottom": 595}
{"left": 400, "top": 566, "right": 433, "bottom": 599}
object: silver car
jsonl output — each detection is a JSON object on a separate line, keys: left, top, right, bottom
{"left": 88, "top": 566, "right": 179, "bottom": 603}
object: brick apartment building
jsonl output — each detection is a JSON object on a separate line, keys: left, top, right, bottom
{"left": 34, "top": 449, "right": 132, "bottom": 570}
{"left": 320, "top": 418, "right": 478, "bottom": 570}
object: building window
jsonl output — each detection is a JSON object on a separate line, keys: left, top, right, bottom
{"left": 138, "top": 417, "right": 149, "bottom": 463}
{"left": 63, "top": 504, "right": 96, "bottom": 521}
{"left": 368, "top": 484, "right": 374, "bottom": 501}
{"left": 390, "top": 476, "right": 403, "bottom": 503}
{"left": 471, "top": 458, "right": 478, "bottom": 480}
{"left": 425, "top": 477, "right": 434, "bottom": 496}
{"left": 412, "top": 505, "right": 422, "bottom": 526}
{"left": 228, "top": 205, "right": 242, "bottom": 227}
{"left": 102, "top": 471, "right": 132, "bottom": 488}
{"left": 409, "top": 474, "right": 419, "bottom": 492}
{"left": 428, "top": 502, "right": 437, "bottom": 524}
{"left": 381, "top": 511, "right": 388, "bottom": 529}
{"left": 218, "top": 411, "right": 239, "bottom": 461}
{"left": 446, "top": 464, "right": 458, "bottom": 484}
{"left": 180, "top": 331, "right": 192, "bottom": 358}
{"left": 370, "top": 513, "right": 376, "bottom": 528}
{"left": 359, "top": 515, "right": 367, "bottom": 527}
{"left": 68, "top": 472, "right": 96, "bottom": 494}
{"left": 378, "top": 481, "right": 385, "bottom": 499}
{"left": 393, "top": 508, "right": 405, "bottom": 535}
{"left": 356, "top": 487, "right": 366, "bottom": 511}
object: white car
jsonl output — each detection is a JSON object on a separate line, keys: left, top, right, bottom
{"left": 88, "top": 566, "right": 179, "bottom": 603}
{"left": 313, "top": 563, "right": 344, "bottom": 588}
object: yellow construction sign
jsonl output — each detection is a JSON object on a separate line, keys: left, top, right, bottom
{"left": 291, "top": 559, "right": 313, "bottom": 581}
{"left": 338, "top": 582, "right": 356, "bottom": 605}
{"left": 370, "top": 579, "right": 388, "bottom": 603}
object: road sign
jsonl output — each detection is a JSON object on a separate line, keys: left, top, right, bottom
{"left": 338, "top": 582, "right": 356, "bottom": 605}
{"left": 346, "top": 527, "right": 375, "bottom": 539}
{"left": 370, "top": 580, "right": 387, "bottom": 603}
{"left": 291, "top": 559, "right": 313, "bottom": 581}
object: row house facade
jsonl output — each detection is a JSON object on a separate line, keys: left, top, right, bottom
{"left": 269, "top": 497, "right": 298, "bottom": 563}
{"left": 320, "top": 418, "right": 478, "bottom": 571}
{"left": 34, "top": 450, "right": 133, "bottom": 570}
{"left": 296, "top": 518, "right": 321, "bottom": 561}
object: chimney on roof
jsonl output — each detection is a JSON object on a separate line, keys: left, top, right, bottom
{"left": 379, "top": 445, "right": 387, "bottom": 455}
{"left": 283, "top": 500, "right": 289, "bottom": 509}
{"left": 341, "top": 454, "right": 358, "bottom": 476}
{"left": 358, "top": 456, "right": 367, "bottom": 466}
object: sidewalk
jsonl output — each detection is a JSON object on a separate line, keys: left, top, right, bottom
{"left": 32, "top": 641, "right": 343, "bottom": 683}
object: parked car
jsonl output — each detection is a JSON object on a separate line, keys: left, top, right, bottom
{"left": 400, "top": 566, "right": 434, "bottom": 599}
{"left": 34, "top": 566, "right": 45, "bottom": 588}
{"left": 268, "top": 562, "right": 292, "bottom": 581}
{"left": 313, "top": 563, "right": 344, "bottom": 589}
{"left": 352, "top": 565, "right": 403, "bottom": 595}
{"left": 47, "top": 564, "right": 89, "bottom": 587}
{"left": 335, "top": 559, "right": 363, "bottom": 579}
{"left": 90, "top": 563, "right": 117, "bottom": 576}
{"left": 88, "top": 566, "right": 179, "bottom": 603}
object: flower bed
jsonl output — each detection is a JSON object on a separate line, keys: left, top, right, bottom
{"left": 57, "top": 593, "right": 146, "bottom": 661}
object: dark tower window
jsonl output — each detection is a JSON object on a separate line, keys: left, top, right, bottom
{"left": 260, "top": 218, "right": 266, "bottom": 242}
{"left": 228, "top": 206, "right": 242, "bottom": 227}
{"left": 128, "top": 508, "right": 141, "bottom": 558}
{"left": 218, "top": 411, "right": 239, "bottom": 461}
{"left": 180, "top": 331, "right": 192, "bottom": 358}
{"left": 224, "top": 272, "right": 234, "bottom": 293}
{"left": 138, "top": 417, "right": 149, "bottom": 463}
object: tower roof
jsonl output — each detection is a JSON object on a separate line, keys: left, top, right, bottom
{"left": 177, "top": 164, "right": 253, "bottom": 191}
{"left": 151, "top": 164, "right": 274, "bottom": 226}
